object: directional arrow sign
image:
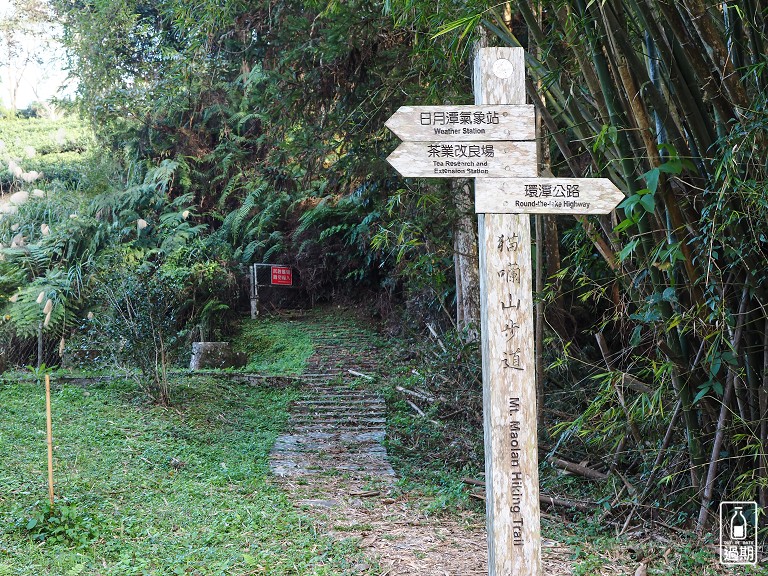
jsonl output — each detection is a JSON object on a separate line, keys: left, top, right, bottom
{"left": 387, "top": 140, "right": 537, "bottom": 178}
{"left": 475, "top": 177, "right": 625, "bottom": 214}
{"left": 385, "top": 105, "right": 535, "bottom": 141}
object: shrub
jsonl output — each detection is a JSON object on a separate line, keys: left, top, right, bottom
{"left": 89, "top": 254, "right": 185, "bottom": 405}
{"left": 13, "top": 499, "right": 101, "bottom": 548}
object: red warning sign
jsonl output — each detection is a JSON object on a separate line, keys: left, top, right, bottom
{"left": 270, "top": 265, "right": 293, "bottom": 286}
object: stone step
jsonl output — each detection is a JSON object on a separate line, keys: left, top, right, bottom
{"left": 287, "top": 424, "right": 386, "bottom": 433}
{"left": 268, "top": 319, "right": 394, "bottom": 481}
{"left": 292, "top": 411, "right": 385, "bottom": 419}
{"left": 285, "top": 418, "right": 387, "bottom": 427}
{"left": 294, "top": 398, "right": 384, "bottom": 406}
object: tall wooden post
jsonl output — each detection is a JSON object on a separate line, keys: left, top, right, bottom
{"left": 475, "top": 47, "right": 541, "bottom": 576}
{"left": 45, "top": 374, "right": 55, "bottom": 506}
{"left": 385, "top": 44, "right": 622, "bottom": 576}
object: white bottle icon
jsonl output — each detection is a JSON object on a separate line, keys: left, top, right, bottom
{"left": 730, "top": 506, "right": 747, "bottom": 540}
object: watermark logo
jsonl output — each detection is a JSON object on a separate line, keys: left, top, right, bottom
{"left": 719, "top": 501, "right": 758, "bottom": 565}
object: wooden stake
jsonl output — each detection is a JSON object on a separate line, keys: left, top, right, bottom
{"left": 475, "top": 47, "right": 541, "bottom": 576}
{"left": 45, "top": 374, "right": 54, "bottom": 506}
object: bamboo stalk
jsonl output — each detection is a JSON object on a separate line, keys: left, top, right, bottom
{"left": 654, "top": 0, "right": 734, "bottom": 126}
{"left": 760, "top": 318, "right": 768, "bottom": 509}
{"left": 743, "top": 0, "right": 767, "bottom": 93}
{"left": 640, "top": 399, "right": 682, "bottom": 503}
{"left": 681, "top": 0, "right": 749, "bottom": 113}
{"left": 576, "top": 216, "right": 619, "bottom": 271}
{"left": 631, "top": 0, "right": 718, "bottom": 157}
{"left": 605, "top": 1, "right": 691, "bottom": 154}
{"left": 45, "top": 374, "right": 54, "bottom": 507}
{"left": 743, "top": 311, "right": 762, "bottom": 426}
{"left": 729, "top": 286, "right": 752, "bottom": 424}
{"left": 609, "top": 435, "right": 627, "bottom": 474}
{"left": 599, "top": 4, "right": 705, "bottom": 297}
{"left": 695, "top": 369, "right": 735, "bottom": 535}
{"left": 670, "top": 366, "right": 703, "bottom": 489}
{"left": 696, "top": 284, "right": 750, "bottom": 534}
{"left": 531, "top": 97, "right": 575, "bottom": 169}
{"left": 552, "top": 3, "right": 610, "bottom": 122}
{"left": 596, "top": 3, "right": 655, "bottom": 167}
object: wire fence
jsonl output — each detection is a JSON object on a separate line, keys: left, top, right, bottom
{"left": 0, "top": 327, "right": 61, "bottom": 372}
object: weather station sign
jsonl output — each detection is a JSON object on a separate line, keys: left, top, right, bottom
{"left": 386, "top": 104, "right": 537, "bottom": 179}
{"left": 385, "top": 105, "right": 535, "bottom": 141}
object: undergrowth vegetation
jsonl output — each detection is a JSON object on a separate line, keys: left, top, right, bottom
{"left": 0, "top": 376, "right": 364, "bottom": 574}
{"left": 234, "top": 318, "right": 314, "bottom": 376}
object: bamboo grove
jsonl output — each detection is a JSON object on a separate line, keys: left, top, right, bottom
{"left": 459, "top": 1, "right": 768, "bottom": 530}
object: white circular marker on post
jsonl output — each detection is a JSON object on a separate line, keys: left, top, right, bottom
{"left": 492, "top": 58, "right": 514, "bottom": 79}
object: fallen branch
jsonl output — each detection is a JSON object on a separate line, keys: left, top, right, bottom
{"left": 539, "top": 494, "right": 596, "bottom": 513}
{"left": 461, "top": 477, "right": 485, "bottom": 487}
{"left": 402, "top": 398, "right": 441, "bottom": 426}
{"left": 404, "top": 398, "right": 426, "bottom": 417}
{"left": 548, "top": 457, "right": 609, "bottom": 481}
{"left": 348, "top": 369, "right": 374, "bottom": 380}
{"left": 396, "top": 385, "right": 435, "bottom": 402}
{"left": 349, "top": 490, "right": 380, "bottom": 498}
{"left": 461, "top": 478, "right": 596, "bottom": 513}
{"left": 426, "top": 323, "right": 447, "bottom": 353}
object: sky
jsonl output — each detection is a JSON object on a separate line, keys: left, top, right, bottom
{"left": 0, "top": 0, "right": 74, "bottom": 110}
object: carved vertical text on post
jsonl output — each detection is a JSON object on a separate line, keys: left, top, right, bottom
{"left": 475, "top": 47, "right": 541, "bottom": 576}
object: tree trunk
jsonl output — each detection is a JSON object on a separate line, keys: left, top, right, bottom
{"left": 452, "top": 179, "right": 480, "bottom": 339}
{"left": 760, "top": 320, "right": 768, "bottom": 510}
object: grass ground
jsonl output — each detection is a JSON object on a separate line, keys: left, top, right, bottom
{"left": 233, "top": 317, "right": 314, "bottom": 375}
{"left": 0, "top": 374, "right": 363, "bottom": 575}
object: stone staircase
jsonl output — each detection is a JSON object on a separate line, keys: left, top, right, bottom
{"left": 269, "top": 319, "right": 395, "bottom": 480}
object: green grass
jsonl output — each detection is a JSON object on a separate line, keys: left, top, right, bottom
{"left": 233, "top": 317, "right": 314, "bottom": 375}
{"left": 0, "top": 376, "right": 363, "bottom": 575}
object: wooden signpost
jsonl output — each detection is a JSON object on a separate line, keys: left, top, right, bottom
{"left": 386, "top": 140, "right": 537, "bottom": 178}
{"left": 386, "top": 47, "right": 623, "bottom": 576}
{"left": 475, "top": 177, "right": 624, "bottom": 215}
{"left": 385, "top": 105, "right": 535, "bottom": 141}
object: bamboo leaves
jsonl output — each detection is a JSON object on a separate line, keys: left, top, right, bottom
{"left": 433, "top": 0, "right": 768, "bottom": 520}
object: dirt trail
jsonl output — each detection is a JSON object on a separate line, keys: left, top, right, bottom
{"left": 264, "top": 314, "right": 747, "bottom": 576}
{"left": 267, "top": 314, "right": 580, "bottom": 575}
